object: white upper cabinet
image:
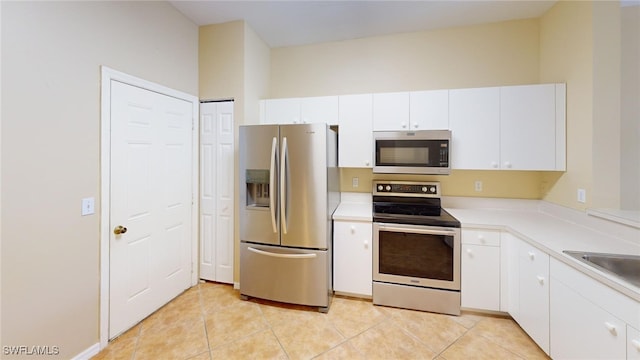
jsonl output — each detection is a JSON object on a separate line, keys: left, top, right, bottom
{"left": 338, "top": 94, "right": 373, "bottom": 168}
{"left": 450, "top": 83, "right": 566, "bottom": 171}
{"left": 263, "top": 96, "right": 339, "bottom": 125}
{"left": 500, "top": 84, "right": 563, "bottom": 170}
{"left": 449, "top": 86, "right": 501, "bottom": 170}
{"left": 372, "top": 92, "right": 410, "bottom": 131}
{"left": 409, "top": 90, "right": 449, "bottom": 130}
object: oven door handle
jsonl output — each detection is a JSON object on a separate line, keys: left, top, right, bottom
{"left": 376, "top": 225, "right": 458, "bottom": 236}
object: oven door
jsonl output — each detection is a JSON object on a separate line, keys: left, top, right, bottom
{"left": 373, "top": 222, "right": 460, "bottom": 291}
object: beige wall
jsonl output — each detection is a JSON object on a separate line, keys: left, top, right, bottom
{"left": 269, "top": 18, "right": 547, "bottom": 200}
{"left": 199, "top": 20, "right": 270, "bottom": 285}
{"left": 270, "top": 18, "right": 540, "bottom": 97}
{"left": 621, "top": 5, "right": 640, "bottom": 210}
{"left": 539, "top": 1, "right": 594, "bottom": 211}
{"left": 1, "top": 1, "right": 198, "bottom": 358}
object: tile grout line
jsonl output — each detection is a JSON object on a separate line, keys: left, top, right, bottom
{"left": 197, "top": 283, "right": 213, "bottom": 360}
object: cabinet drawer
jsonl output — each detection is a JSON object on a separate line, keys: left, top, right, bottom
{"left": 462, "top": 229, "right": 500, "bottom": 246}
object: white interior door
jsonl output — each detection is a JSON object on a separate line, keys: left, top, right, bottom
{"left": 109, "top": 80, "right": 193, "bottom": 338}
{"left": 200, "top": 101, "right": 234, "bottom": 284}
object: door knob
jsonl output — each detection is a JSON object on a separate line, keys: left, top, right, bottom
{"left": 114, "top": 225, "right": 128, "bottom": 235}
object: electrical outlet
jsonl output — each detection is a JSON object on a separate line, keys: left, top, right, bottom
{"left": 352, "top": 177, "right": 359, "bottom": 188}
{"left": 474, "top": 180, "right": 483, "bottom": 192}
{"left": 577, "top": 189, "right": 586, "bottom": 203}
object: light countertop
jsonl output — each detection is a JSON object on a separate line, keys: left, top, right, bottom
{"left": 333, "top": 194, "right": 640, "bottom": 302}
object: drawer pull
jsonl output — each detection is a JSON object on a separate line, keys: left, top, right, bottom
{"left": 604, "top": 322, "right": 617, "bottom": 336}
{"left": 536, "top": 276, "right": 545, "bottom": 285}
{"left": 632, "top": 339, "right": 640, "bottom": 351}
{"left": 350, "top": 226, "right": 355, "bottom": 234}
{"left": 528, "top": 252, "right": 536, "bottom": 260}
{"left": 363, "top": 240, "right": 369, "bottom": 248}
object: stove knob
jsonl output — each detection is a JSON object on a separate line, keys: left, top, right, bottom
{"left": 430, "top": 186, "right": 436, "bottom": 193}
{"left": 385, "top": 185, "right": 391, "bottom": 191}
{"left": 421, "top": 186, "right": 428, "bottom": 192}
{"left": 377, "top": 185, "right": 383, "bottom": 191}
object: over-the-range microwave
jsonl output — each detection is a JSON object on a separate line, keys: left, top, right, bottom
{"left": 373, "top": 130, "right": 451, "bottom": 175}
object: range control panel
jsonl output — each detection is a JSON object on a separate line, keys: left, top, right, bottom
{"left": 373, "top": 181, "right": 440, "bottom": 197}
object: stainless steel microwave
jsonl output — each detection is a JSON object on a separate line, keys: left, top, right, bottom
{"left": 373, "top": 130, "right": 451, "bottom": 175}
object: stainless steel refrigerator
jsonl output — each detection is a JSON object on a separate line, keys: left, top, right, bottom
{"left": 239, "top": 123, "right": 339, "bottom": 312}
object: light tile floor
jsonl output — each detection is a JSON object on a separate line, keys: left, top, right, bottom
{"left": 93, "top": 282, "right": 549, "bottom": 360}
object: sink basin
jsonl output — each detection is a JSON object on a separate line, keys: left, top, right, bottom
{"left": 563, "top": 251, "right": 640, "bottom": 288}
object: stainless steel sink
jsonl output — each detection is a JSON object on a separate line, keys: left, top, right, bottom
{"left": 563, "top": 251, "right": 640, "bottom": 288}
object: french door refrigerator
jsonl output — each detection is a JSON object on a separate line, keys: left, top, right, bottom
{"left": 239, "top": 123, "right": 339, "bottom": 312}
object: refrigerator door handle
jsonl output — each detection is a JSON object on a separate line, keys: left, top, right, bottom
{"left": 269, "top": 136, "right": 278, "bottom": 234}
{"left": 248, "top": 246, "right": 317, "bottom": 259}
{"left": 280, "top": 136, "right": 288, "bottom": 234}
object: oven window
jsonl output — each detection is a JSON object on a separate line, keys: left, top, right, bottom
{"left": 378, "top": 230, "right": 454, "bottom": 281}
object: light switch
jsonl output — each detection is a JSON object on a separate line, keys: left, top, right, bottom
{"left": 352, "top": 177, "right": 359, "bottom": 188}
{"left": 82, "top": 197, "right": 95, "bottom": 216}
{"left": 577, "top": 189, "right": 586, "bottom": 203}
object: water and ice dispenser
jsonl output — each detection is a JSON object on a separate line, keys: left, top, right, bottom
{"left": 245, "top": 169, "right": 270, "bottom": 208}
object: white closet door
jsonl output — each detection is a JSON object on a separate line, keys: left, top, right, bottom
{"left": 200, "top": 101, "right": 234, "bottom": 284}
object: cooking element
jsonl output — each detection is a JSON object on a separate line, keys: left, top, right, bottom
{"left": 239, "top": 124, "right": 339, "bottom": 312}
{"left": 372, "top": 181, "right": 461, "bottom": 315}
{"left": 373, "top": 130, "right": 451, "bottom": 175}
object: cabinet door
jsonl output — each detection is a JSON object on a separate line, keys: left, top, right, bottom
{"left": 500, "top": 84, "right": 556, "bottom": 170}
{"left": 461, "top": 244, "right": 500, "bottom": 311}
{"left": 629, "top": 326, "right": 640, "bottom": 360}
{"left": 338, "top": 94, "right": 373, "bottom": 168}
{"left": 264, "top": 98, "right": 301, "bottom": 124}
{"left": 550, "top": 278, "right": 627, "bottom": 359}
{"left": 301, "top": 96, "right": 339, "bottom": 125}
{"left": 333, "top": 221, "right": 373, "bottom": 296}
{"left": 409, "top": 90, "right": 449, "bottom": 130}
{"left": 449, "top": 87, "right": 500, "bottom": 169}
{"left": 372, "top": 92, "right": 410, "bottom": 131}
{"left": 518, "top": 241, "right": 550, "bottom": 354}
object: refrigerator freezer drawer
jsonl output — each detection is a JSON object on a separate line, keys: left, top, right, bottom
{"left": 240, "top": 242, "right": 331, "bottom": 309}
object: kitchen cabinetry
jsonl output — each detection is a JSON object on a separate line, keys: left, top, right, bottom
{"left": 262, "top": 96, "right": 339, "bottom": 125}
{"left": 550, "top": 258, "right": 640, "bottom": 359}
{"left": 461, "top": 229, "right": 501, "bottom": 311}
{"left": 372, "top": 92, "right": 410, "bottom": 131}
{"left": 500, "top": 84, "right": 565, "bottom": 170}
{"left": 449, "top": 83, "right": 565, "bottom": 171}
{"left": 372, "top": 90, "right": 448, "bottom": 131}
{"left": 629, "top": 326, "right": 640, "bottom": 360}
{"left": 409, "top": 90, "right": 449, "bottom": 130}
{"left": 333, "top": 220, "right": 372, "bottom": 297}
{"left": 449, "top": 87, "right": 500, "bottom": 169}
{"left": 511, "top": 236, "right": 550, "bottom": 354}
{"left": 338, "top": 94, "right": 373, "bottom": 168}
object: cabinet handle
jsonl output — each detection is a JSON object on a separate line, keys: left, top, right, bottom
{"left": 413, "top": 123, "right": 419, "bottom": 129}
{"left": 491, "top": 162, "right": 498, "bottom": 168}
{"left": 604, "top": 322, "right": 617, "bottom": 336}
{"left": 478, "top": 234, "right": 485, "bottom": 243}
{"left": 350, "top": 225, "right": 355, "bottom": 234}
{"left": 528, "top": 252, "right": 536, "bottom": 261}
{"left": 401, "top": 122, "right": 407, "bottom": 128}
{"left": 536, "top": 276, "right": 545, "bottom": 285}
{"left": 363, "top": 240, "right": 369, "bottom": 248}
{"left": 504, "top": 161, "right": 512, "bottom": 168}
{"left": 365, "top": 160, "right": 370, "bottom": 166}
{"left": 631, "top": 339, "right": 640, "bottom": 351}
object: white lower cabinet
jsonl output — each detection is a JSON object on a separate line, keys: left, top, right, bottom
{"left": 628, "top": 326, "right": 640, "bottom": 360}
{"left": 461, "top": 229, "right": 501, "bottom": 311}
{"left": 550, "top": 260, "right": 628, "bottom": 359}
{"left": 509, "top": 236, "right": 550, "bottom": 355}
{"left": 333, "top": 220, "right": 372, "bottom": 297}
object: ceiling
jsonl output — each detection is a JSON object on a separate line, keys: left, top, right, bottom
{"left": 169, "top": 1, "right": 558, "bottom": 48}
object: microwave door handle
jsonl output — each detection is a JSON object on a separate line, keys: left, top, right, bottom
{"left": 280, "top": 136, "right": 288, "bottom": 234}
{"left": 377, "top": 225, "right": 457, "bottom": 236}
{"left": 269, "top": 136, "right": 278, "bottom": 234}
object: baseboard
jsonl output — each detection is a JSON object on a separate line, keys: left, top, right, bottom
{"left": 71, "top": 343, "right": 100, "bottom": 360}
